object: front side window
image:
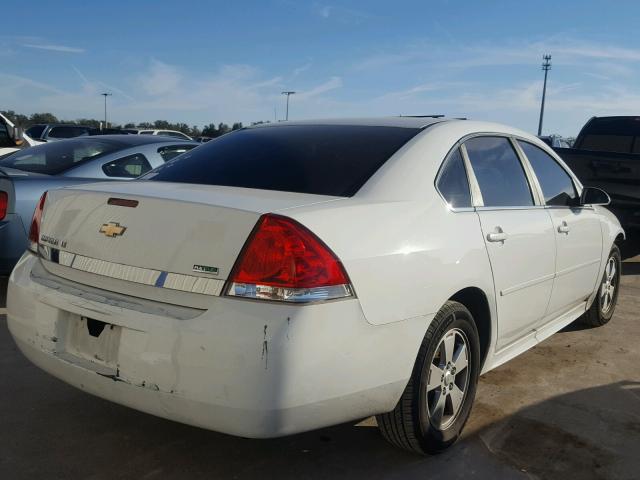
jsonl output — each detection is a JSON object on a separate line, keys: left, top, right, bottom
{"left": 519, "top": 141, "right": 578, "bottom": 207}
{"left": 465, "top": 136, "right": 534, "bottom": 207}
{"left": 102, "top": 153, "right": 151, "bottom": 178}
{"left": 436, "top": 148, "right": 472, "bottom": 208}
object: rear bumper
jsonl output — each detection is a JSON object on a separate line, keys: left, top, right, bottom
{"left": 0, "top": 213, "right": 27, "bottom": 276}
{"left": 7, "top": 253, "right": 429, "bottom": 438}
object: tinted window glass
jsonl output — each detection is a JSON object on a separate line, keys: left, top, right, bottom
{"left": 437, "top": 149, "right": 471, "bottom": 208}
{"left": 158, "top": 144, "right": 197, "bottom": 161}
{"left": 102, "top": 153, "right": 151, "bottom": 178}
{"left": 465, "top": 136, "right": 533, "bottom": 207}
{"left": 0, "top": 121, "right": 11, "bottom": 147}
{"left": 580, "top": 134, "right": 633, "bottom": 153}
{"left": 519, "top": 141, "right": 578, "bottom": 207}
{"left": 25, "top": 125, "right": 45, "bottom": 139}
{"left": 577, "top": 116, "right": 640, "bottom": 153}
{"left": 143, "top": 125, "right": 421, "bottom": 197}
{"left": 48, "top": 126, "right": 90, "bottom": 139}
{"left": 140, "top": 131, "right": 154, "bottom": 135}
{"left": 0, "top": 138, "right": 125, "bottom": 174}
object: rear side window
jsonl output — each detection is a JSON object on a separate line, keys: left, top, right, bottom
{"left": 0, "top": 138, "right": 125, "bottom": 174}
{"left": 25, "top": 125, "right": 45, "bottom": 139}
{"left": 143, "top": 125, "right": 421, "bottom": 197}
{"left": 465, "top": 136, "right": 534, "bottom": 207}
{"left": 102, "top": 153, "right": 151, "bottom": 178}
{"left": 158, "top": 144, "right": 197, "bottom": 161}
{"left": 519, "top": 141, "right": 578, "bottom": 207}
{"left": 436, "top": 149, "right": 471, "bottom": 208}
{"left": 48, "top": 126, "right": 90, "bottom": 139}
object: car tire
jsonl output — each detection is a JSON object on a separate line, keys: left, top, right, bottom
{"left": 376, "top": 300, "right": 481, "bottom": 454}
{"left": 582, "top": 244, "right": 621, "bottom": 327}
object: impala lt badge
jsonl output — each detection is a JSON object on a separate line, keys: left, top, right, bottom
{"left": 99, "top": 222, "right": 127, "bottom": 237}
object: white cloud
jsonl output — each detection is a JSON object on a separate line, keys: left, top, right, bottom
{"left": 312, "top": 3, "right": 371, "bottom": 24}
{"left": 292, "top": 62, "right": 312, "bottom": 77}
{"left": 296, "top": 76, "right": 342, "bottom": 100}
{"left": 22, "top": 43, "right": 85, "bottom": 53}
{"left": 138, "top": 60, "right": 182, "bottom": 96}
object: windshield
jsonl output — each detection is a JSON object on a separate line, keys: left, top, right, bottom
{"left": 0, "top": 138, "right": 126, "bottom": 174}
{"left": 142, "top": 125, "right": 421, "bottom": 197}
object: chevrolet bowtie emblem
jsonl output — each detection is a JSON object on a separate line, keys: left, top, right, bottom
{"left": 99, "top": 222, "right": 126, "bottom": 237}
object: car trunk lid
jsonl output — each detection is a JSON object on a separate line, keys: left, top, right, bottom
{"left": 38, "top": 181, "right": 343, "bottom": 307}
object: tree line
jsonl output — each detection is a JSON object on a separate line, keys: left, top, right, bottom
{"left": 1, "top": 110, "right": 260, "bottom": 138}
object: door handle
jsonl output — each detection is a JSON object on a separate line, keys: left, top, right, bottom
{"left": 558, "top": 221, "right": 570, "bottom": 234}
{"left": 487, "top": 227, "right": 508, "bottom": 243}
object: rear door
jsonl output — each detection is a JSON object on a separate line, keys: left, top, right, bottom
{"left": 518, "top": 141, "right": 603, "bottom": 317}
{"left": 464, "top": 136, "right": 556, "bottom": 350}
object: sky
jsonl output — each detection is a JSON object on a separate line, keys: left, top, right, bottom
{"left": 2, "top": 0, "right": 640, "bottom": 136}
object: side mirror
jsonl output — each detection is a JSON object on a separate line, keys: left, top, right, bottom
{"left": 580, "top": 187, "right": 611, "bottom": 206}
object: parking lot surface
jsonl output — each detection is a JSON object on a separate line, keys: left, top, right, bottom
{"left": 1, "top": 249, "right": 638, "bottom": 480}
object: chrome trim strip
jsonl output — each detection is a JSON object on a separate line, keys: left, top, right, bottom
{"left": 45, "top": 250, "right": 224, "bottom": 297}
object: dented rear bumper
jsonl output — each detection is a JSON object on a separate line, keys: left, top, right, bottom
{"left": 7, "top": 253, "right": 428, "bottom": 437}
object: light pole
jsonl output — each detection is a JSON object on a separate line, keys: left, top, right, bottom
{"left": 537, "top": 54, "right": 551, "bottom": 136}
{"left": 281, "top": 91, "right": 296, "bottom": 121}
{"left": 101, "top": 92, "right": 112, "bottom": 129}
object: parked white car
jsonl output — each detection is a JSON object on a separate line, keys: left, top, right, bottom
{"left": 7, "top": 117, "right": 623, "bottom": 454}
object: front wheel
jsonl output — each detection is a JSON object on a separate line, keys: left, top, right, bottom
{"left": 377, "top": 300, "right": 481, "bottom": 454}
{"left": 582, "top": 244, "right": 621, "bottom": 327}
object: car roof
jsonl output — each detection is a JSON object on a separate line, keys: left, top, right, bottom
{"left": 247, "top": 116, "right": 459, "bottom": 130}
{"left": 58, "top": 135, "right": 195, "bottom": 146}
{"left": 29, "top": 123, "right": 93, "bottom": 128}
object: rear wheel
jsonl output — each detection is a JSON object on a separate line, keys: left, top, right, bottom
{"left": 377, "top": 301, "right": 480, "bottom": 454}
{"left": 582, "top": 244, "right": 621, "bottom": 327}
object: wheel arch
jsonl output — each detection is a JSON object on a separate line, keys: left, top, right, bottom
{"left": 449, "top": 287, "right": 492, "bottom": 371}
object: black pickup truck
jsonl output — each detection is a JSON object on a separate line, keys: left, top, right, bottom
{"left": 553, "top": 116, "right": 640, "bottom": 231}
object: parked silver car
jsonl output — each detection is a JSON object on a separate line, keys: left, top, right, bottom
{"left": 0, "top": 135, "right": 197, "bottom": 274}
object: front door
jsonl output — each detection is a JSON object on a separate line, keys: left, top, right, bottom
{"left": 464, "top": 136, "right": 556, "bottom": 350}
{"left": 517, "top": 140, "right": 603, "bottom": 317}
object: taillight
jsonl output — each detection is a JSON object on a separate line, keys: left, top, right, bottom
{"left": 225, "top": 214, "right": 353, "bottom": 303}
{"left": 28, "top": 191, "right": 48, "bottom": 253}
{"left": 0, "top": 191, "right": 7, "bottom": 221}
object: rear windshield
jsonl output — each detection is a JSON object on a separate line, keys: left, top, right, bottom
{"left": 142, "top": 125, "right": 421, "bottom": 196}
{"left": 0, "top": 138, "right": 125, "bottom": 175}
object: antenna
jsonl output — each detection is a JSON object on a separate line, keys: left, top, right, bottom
{"left": 537, "top": 54, "right": 552, "bottom": 136}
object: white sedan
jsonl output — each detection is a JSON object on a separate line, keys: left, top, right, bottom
{"left": 7, "top": 117, "right": 623, "bottom": 454}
